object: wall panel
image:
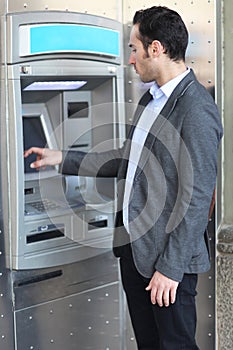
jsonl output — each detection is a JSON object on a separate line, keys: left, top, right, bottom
{"left": 6, "top": 0, "right": 122, "bottom": 21}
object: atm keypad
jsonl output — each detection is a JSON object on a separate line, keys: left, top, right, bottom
{"left": 25, "top": 199, "right": 59, "bottom": 215}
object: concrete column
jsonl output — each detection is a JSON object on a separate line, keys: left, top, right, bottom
{"left": 217, "top": 0, "right": 233, "bottom": 349}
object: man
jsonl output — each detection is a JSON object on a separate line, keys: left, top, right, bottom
{"left": 25, "top": 6, "right": 223, "bottom": 349}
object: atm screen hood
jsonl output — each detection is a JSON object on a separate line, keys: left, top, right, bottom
{"left": 21, "top": 75, "right": 114, "bottom": 104}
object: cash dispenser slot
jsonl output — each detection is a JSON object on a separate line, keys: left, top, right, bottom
{"left": 27, "top": 225, "right": 65, "bottom": 244}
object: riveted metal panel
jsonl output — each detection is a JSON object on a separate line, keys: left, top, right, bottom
{"left": 15, "top": 282, "right": 122, "bottom": 349}
{"left": 0, "top": 224, "right": 15, "bottom": 349}
{"left": 6, "top": 0, "right": 122, "bottom": 22}
{"left": 124, "top": 0, "right": 216, "bottom": 114}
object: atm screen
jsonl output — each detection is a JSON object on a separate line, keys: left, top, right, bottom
{"left": 23, "top": 115, "right": 54, "bottom": 174}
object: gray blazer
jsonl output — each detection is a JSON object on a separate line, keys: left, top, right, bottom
{"left": 61, "top": 69, "right": 223, "bottom": 282}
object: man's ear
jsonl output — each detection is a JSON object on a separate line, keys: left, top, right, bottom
{"left": 150, "top": 40, "right": 165, "bottom": 57}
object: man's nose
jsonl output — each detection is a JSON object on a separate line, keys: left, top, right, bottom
{"left": 128, "top": 52, "right": 135, "bottom": 65}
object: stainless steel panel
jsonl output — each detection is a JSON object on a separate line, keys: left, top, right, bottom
{"left": 13, "top": 251, "right": 119, "bottom": 309}
{"left": 15, "top": 283, "right": 121, "bottom": 350}
{"left": 196, "top": 217, "right": 216, "bottom": 349}
{"left": 124, "top": 0, "right": 216, "bottom": 121}
{"left": 0, "top": 236, "right": 15, "bottom": 349}
{"left": 6, "top": 0, "right": 123, "bottom": 22}
{"left": 14, "top": 252, "right": 121, "bottom": 350}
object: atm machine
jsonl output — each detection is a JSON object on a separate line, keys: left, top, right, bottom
{"left": 0, "top": 10, "right": 126, "bottom": 350}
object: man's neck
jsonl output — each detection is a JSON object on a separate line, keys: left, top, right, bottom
{"left": 156, "top": 60, "right": 187, "bottom": 87}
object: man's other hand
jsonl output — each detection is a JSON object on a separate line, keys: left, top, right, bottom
{"left": 145, "top": 271, "right": 179, "bottom": 307}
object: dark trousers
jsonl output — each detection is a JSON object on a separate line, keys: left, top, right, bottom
{"left": 119, "top": 248, "right": 200, "bottom": 350}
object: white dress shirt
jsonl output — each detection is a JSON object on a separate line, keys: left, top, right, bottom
{"left": 123, "top": 68, "right": 190, "bottom": 233}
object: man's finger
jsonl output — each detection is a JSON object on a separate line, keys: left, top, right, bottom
{"left": 170, "top": 286, "right": 177, "bottom": 304}
{"left": 24, "top": 147, "right": 44, "bottom": 158}
{"left": 163, "top": 288, "right": 170, "bottom": 307}
{"left": 30, "top": 159, "right": 44, "bottom": 169}
{"left": 155, "top": 288, "right": 163, "bottom": 307}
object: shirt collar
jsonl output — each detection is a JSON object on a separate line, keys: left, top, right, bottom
{"left": 149, "top": 82, "right": 164, "bottom": 100}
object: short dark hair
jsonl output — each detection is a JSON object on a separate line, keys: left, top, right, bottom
{"left": 133, "top": 6, "right": 188, "bottom": 61}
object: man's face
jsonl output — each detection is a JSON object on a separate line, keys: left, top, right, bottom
{"left": 128, "top": 24, "right": 155, "bottom": 83}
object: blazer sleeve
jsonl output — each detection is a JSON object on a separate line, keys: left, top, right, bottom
{"left": 60, "top": 147, "right": 124, "bottom": 178}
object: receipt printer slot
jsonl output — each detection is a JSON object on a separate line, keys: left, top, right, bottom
{"left": 88, "top": 219, "right": 108, "bottom": 231}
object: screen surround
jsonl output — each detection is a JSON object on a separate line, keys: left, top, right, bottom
{"left": 22, "top": 103, "right": 59, "bottom": 181}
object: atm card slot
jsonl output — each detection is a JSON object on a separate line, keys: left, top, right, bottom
{"left": 27, "top": 228, "right": 65, "bottom": 244}
{"left": 24, "top": 187, "right": 35, "bottom": 195}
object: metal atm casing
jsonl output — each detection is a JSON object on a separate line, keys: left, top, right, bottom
{"left": 0, "top": 11, "right": 125, "bottom": 270}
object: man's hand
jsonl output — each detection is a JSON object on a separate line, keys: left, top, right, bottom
{"left": 145, "top": 271, "right": 179, "bottom": 307}
{"left": 24, "top": 147, "right": 62, "bottom": 169}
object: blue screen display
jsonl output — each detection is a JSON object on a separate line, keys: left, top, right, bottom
{"left": 30, "top": 24, "right": 120, "bottom": 57}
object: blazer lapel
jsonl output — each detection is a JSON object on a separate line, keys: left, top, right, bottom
{"left": 134, "top": 71, "right": 196, "bottom": 180}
